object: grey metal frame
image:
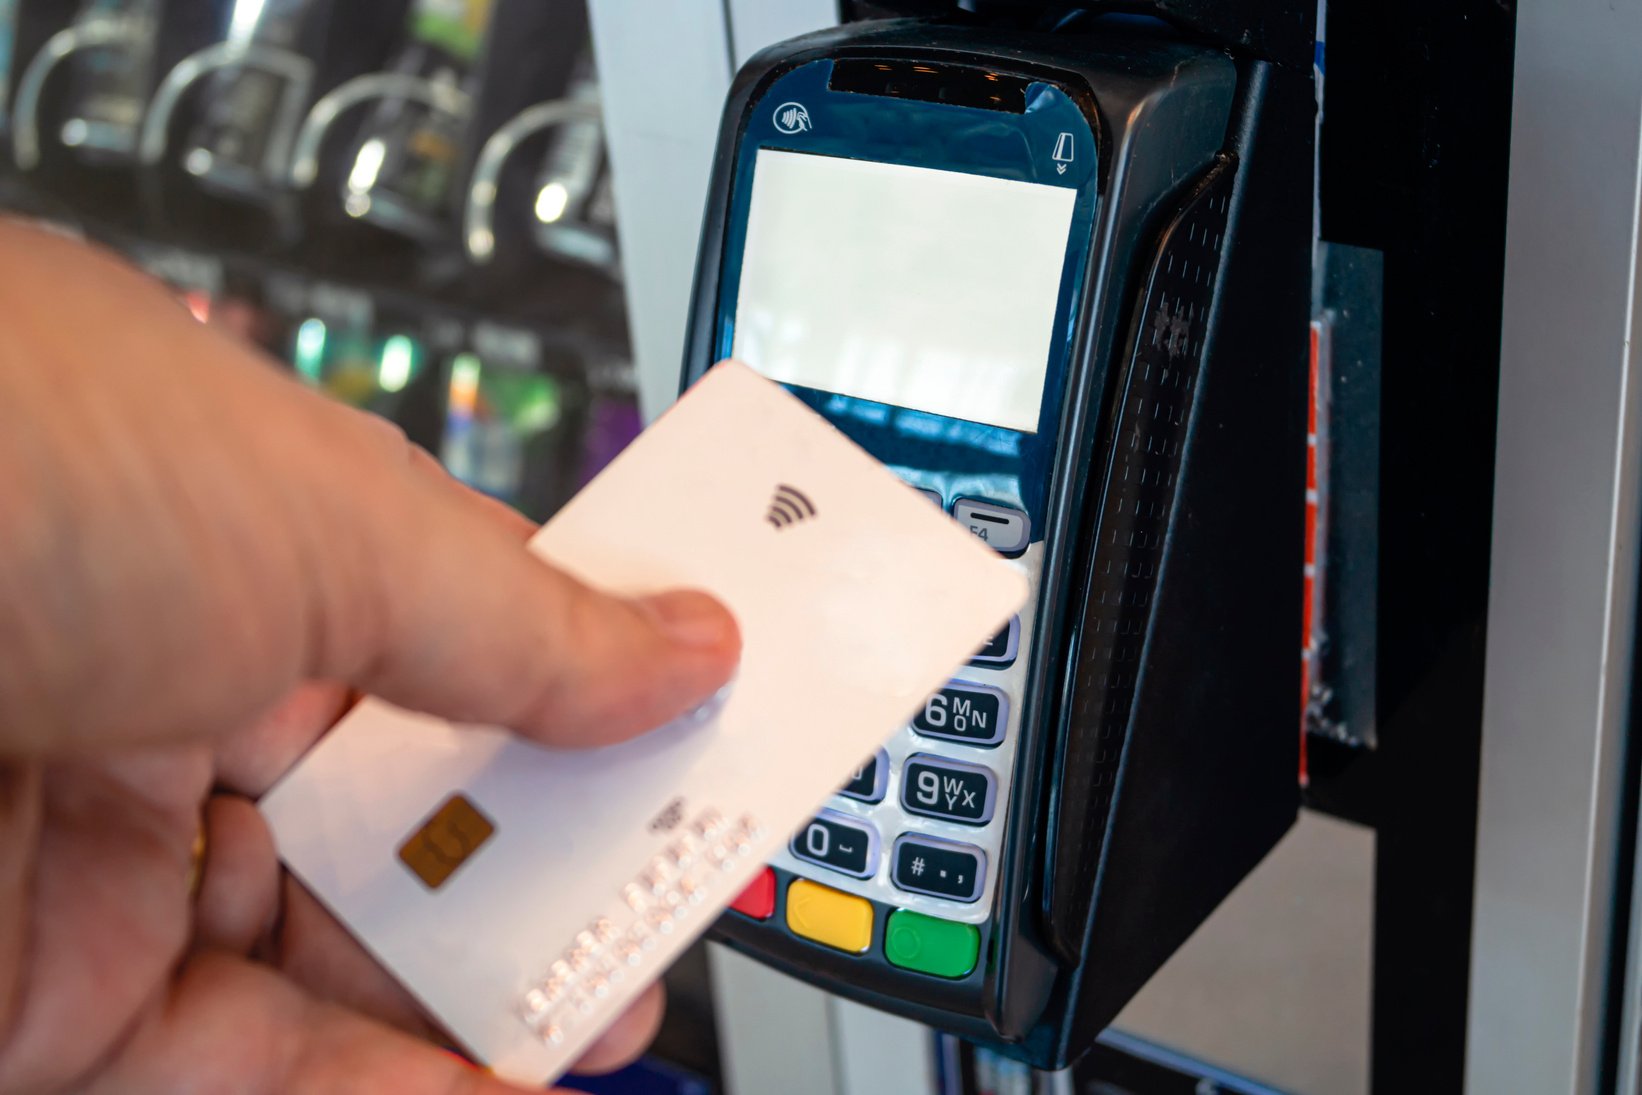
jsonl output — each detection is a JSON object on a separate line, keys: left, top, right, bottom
{"left": 586, "top": 0, "right": 841, "bottom": 424}
{"left": 586, "top": 0, "right": 735, "bottom": 422}
{"left": 1467, "top": 1, "right": 1642, "bottom": 1091}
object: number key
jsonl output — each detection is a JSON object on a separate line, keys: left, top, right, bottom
{"left": 912, "top": 682, "right": 1008, "bottom": 747}
{"left": 838, "top": 750, "right": 887, "bottom": 804}
{"left": 790, "top": 810, "right": 879, "bottom": 879}
{"left": 969, "top": 617, "right": 1020, "bottom": 669}
{"left": 900, "top": 755, "right": 996, "bottom": 826}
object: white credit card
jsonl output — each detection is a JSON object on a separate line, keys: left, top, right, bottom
{"left": 259, "top": 361, "right": 1028, "bottom": 1087}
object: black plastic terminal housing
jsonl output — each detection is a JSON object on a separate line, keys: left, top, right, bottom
{"left": 849, "top": 0, "right": 1316, "bottom": 71}
{"left": 685, "top": 17, "right": 1313, "bottom": 1070}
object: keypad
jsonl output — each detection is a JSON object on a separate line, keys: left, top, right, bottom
{"left": 900, "top": 755, "right": 995, "bottom": 826}
{"left": 763, "top": 481, "right": 1031, "bottom": 961}
{"left": 912, "top": 681, "right": 1008, "bottom": 747}
{"left": 953, "top": 498, "right": 1031, "bottom": 556}
{"left": 839, "top": 750, "right": 888, "bottom": 804}
{"left": 790, "top": 810, "right": 879, "bottom": 879}
{"left": 892, "top": 834, "right": 985, "bottom": 903}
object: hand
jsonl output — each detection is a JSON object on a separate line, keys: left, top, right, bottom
{"left": 0, "top": 223, "right": 741, "bottom": 1094}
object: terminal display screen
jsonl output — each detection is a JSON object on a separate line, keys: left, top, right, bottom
{"left": 732, "top": 149, "right": 1077, "bottom": 434}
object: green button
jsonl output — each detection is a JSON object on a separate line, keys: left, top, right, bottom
{"left": 884, "top": 910, "right": 980, "bottom": 978}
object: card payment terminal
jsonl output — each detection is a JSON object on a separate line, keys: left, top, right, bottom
{"left": 683, "top": 17, "right": 1312, "bottom": 1068}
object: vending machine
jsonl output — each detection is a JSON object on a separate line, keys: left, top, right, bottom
{"left": 15, "top": 1, "right": 1641, "bottom": 1093}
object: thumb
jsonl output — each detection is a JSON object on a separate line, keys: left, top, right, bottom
{"left": 317, "top": 427, "right": 741, "bottom": 748}
{"left": 0, "top": 222, "right": 738, "bottom": 754}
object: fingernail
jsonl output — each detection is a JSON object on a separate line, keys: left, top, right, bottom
{"left": 675, "top": 680, "right": 736, "bottom": 729}
{"left": 635, "top": 591, "right": 740, "bottom": 649}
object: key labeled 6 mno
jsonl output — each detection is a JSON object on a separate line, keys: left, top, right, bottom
{"left": 912, "top": 682, "right": 1009, "bottom": 747}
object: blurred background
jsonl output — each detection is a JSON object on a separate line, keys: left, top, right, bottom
{"left": 0, "top": 0, "right": 629, "bottom": 528}
{"left": 4, "top": 3, "right": 1630, "bottom": 1095}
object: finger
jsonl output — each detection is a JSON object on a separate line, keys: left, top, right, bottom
{"left": 272, "top": 878, "right": 437, "bottom": 1040}
{"left": 216, "top": 464, "right": 533, "bottom": 798}
{"left": 0, "top": 763, "right": 42, "bottom": 1039}
{"left": 83, "top": 950, "right": 538, "bottom": 1095}
{"left": 193, "top": 795, "right": 280, "bottom": 956}
{"left": 0, "top": 758, "right": 198, "bottom": 1092}
{"left": 571, "top": 983, "right": 666, "bottom": 1076}
{"left": 304, "top": 406, "right": 742, "bottom": 748}
{"left": 215, "top": 683, "right": 355, "bottom": 798}
{"left": 0, "top": 223, "right": 739, "bottom": 756}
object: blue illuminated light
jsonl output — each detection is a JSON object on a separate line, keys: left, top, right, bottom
{"left": 894, "top": 409, "right": 1022, "bottom": 458}
{"left": 817, "top": 393, "right": 1020, "bottom": 457}
{"left": 823, "top": 393, "right": 891, "bottom": 426}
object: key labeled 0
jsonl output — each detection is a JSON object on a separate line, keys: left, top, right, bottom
{"left": 790, "top": 809, "right": 880, "bottom": 879}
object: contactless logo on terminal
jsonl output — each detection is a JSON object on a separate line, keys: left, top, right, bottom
{"left": 774, "top": 102, "right": 812, "bottom": 134}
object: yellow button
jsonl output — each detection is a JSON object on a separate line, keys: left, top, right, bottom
{"left": 786, "top": 879, "right": 874, "bottom": 954}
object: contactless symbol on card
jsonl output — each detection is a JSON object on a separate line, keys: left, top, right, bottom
{"left": 765, "top": 484, "right": 817, "bottom": 530}
{"left": 398, "top": 794, "right": 496, "bottom": 890}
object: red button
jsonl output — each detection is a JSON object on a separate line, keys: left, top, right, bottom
{"left": 730, "top": 868, "right": 776, "bottom": 920}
